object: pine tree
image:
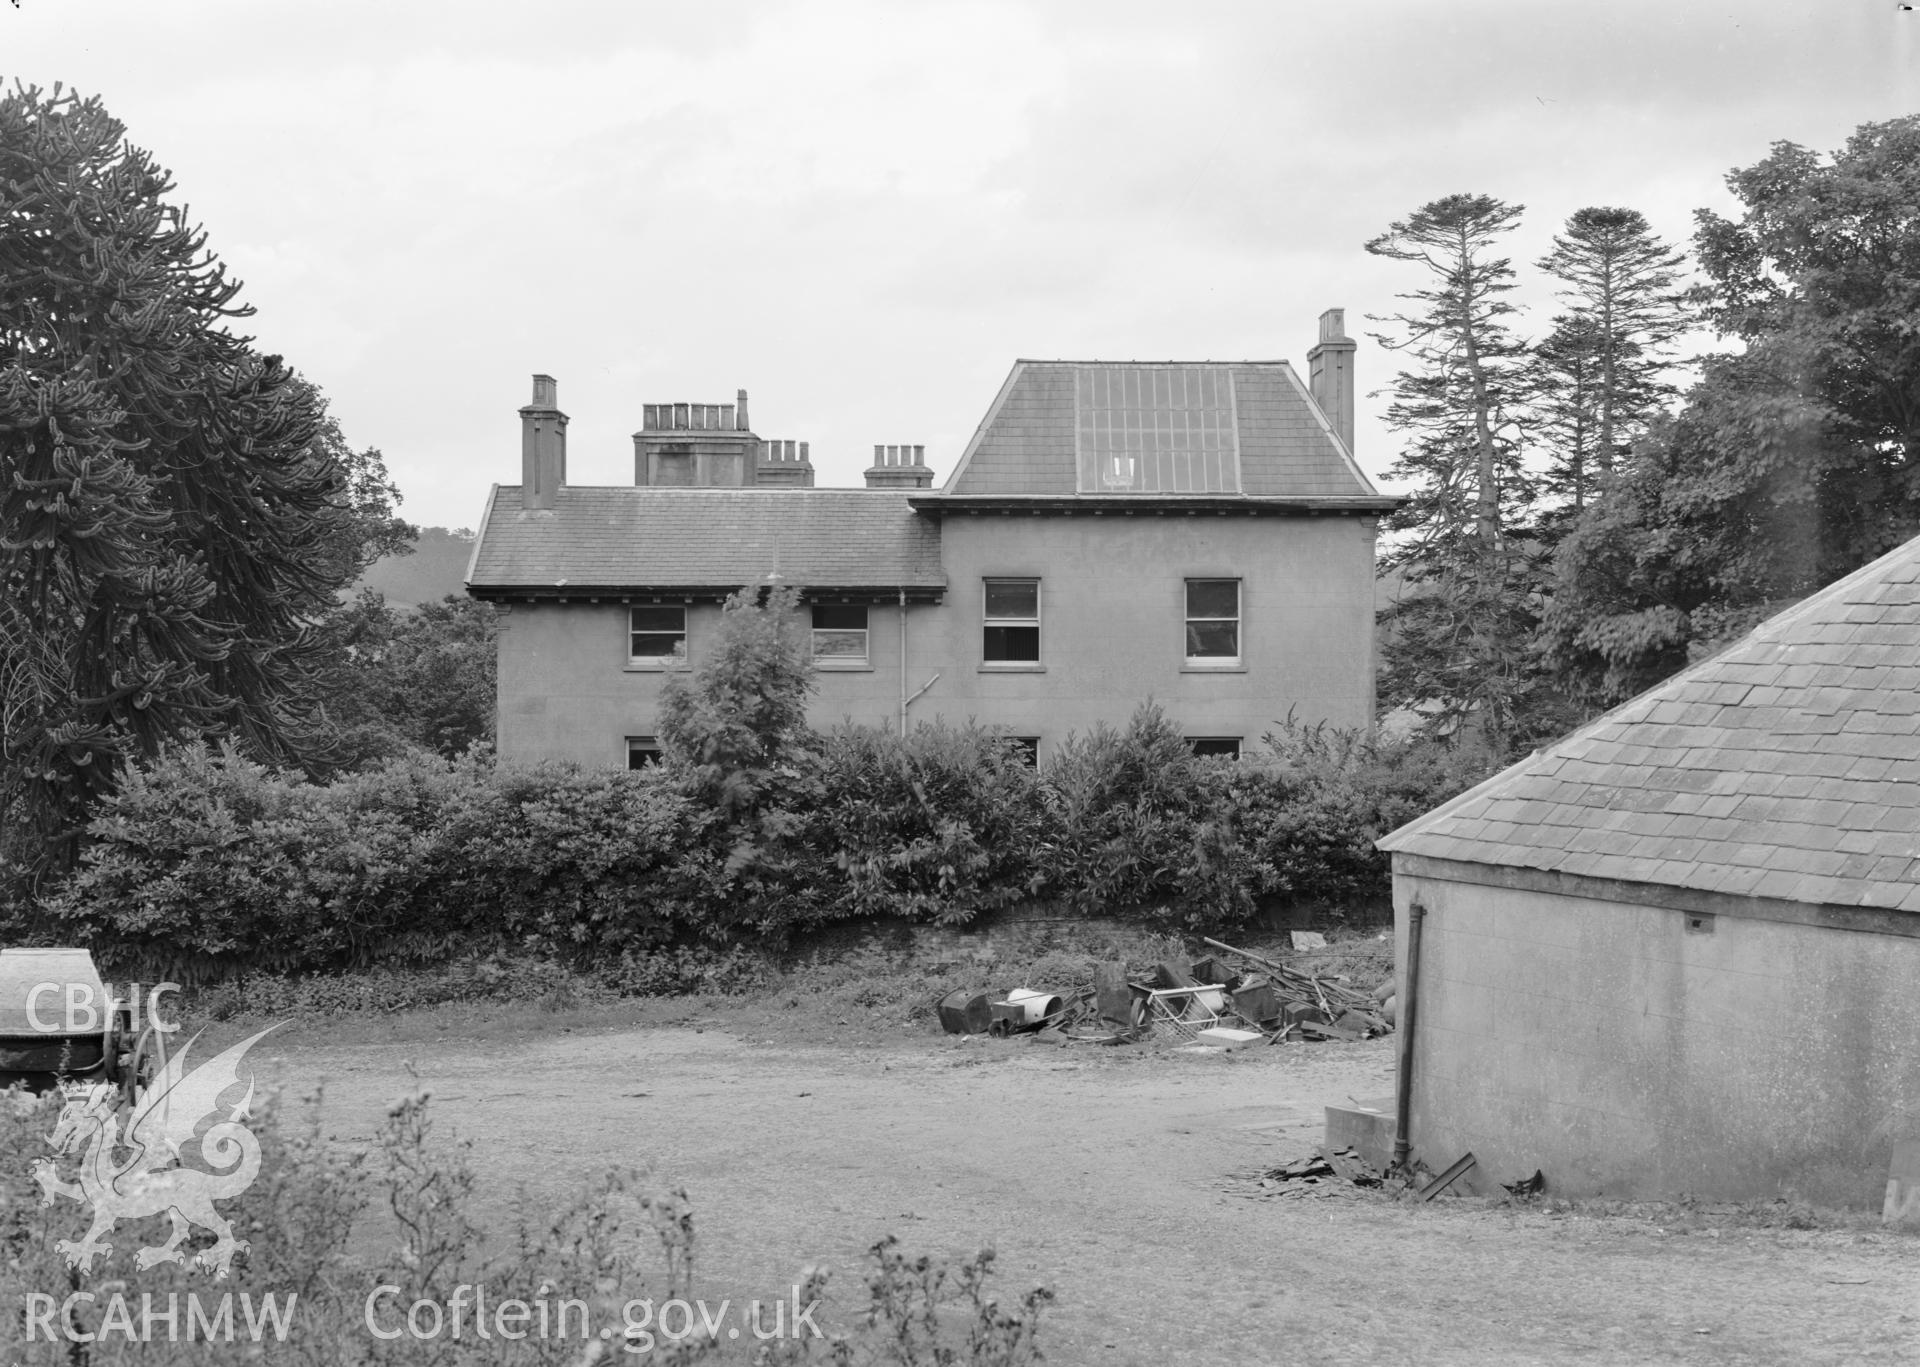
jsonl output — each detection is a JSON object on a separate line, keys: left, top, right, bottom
{"left": 1365, "top": 194, "right": 1552, "bottom": 749}
{"left": 0, "top": 84, "right": 393, "bottom": 880}
{"left": 1533, "top": 207, "right": 1691, "bottom": 513}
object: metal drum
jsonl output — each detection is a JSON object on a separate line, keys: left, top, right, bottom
{"left": 936, "top": 989, "right": 993, "bottom": 1035}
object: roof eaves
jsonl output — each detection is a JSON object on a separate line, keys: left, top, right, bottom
{"left": 909, "top": 493, "right": 1403, "bottom": 514}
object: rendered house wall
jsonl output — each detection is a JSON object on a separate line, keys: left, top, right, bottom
{"left": 491, "top": 512, "right": 1379, "bottom": 765}
{"left": 495, "top": 600, "right": 904, "bottom": 765}
{"left": 913, "top": 513, "right": 1378, "bottom": 751}
{"left": 1391, "top": 867, "right": 1920, "bottom": 1207}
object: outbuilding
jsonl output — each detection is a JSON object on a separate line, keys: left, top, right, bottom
{"left": 1378, "top": 539, "right": 1920, "bottom": 1206}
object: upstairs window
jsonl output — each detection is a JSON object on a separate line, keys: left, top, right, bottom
{"left": 1188, "top": 737, "right": 1243, "bottom": 759}
{"left": 1185, "top": 579, "right": 1240, "bottom": 663}
{"left": 811, "top": 604, "right": 869, "bottom": 664}
{"left": 630, "top": 605, "right": 686, "bottom": 663}
{"left": 983, "top": 579, "right": 1040, "bottom": 664}
{"left": 627, "top": 736, "right": 663, "bottom": 769}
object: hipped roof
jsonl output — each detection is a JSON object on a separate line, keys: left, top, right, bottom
{"left": 1380, "top": 535, "right": 1920, "bottom": 914}
{"left": 466, "top": 487, "right": 946, "bottom": 595}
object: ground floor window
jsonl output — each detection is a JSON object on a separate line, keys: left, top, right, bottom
{"left": 626, "top": 736, "right": 663, "bottom": 769}
{"left": 1188, "top": 736, "right": 1242, "bottom": 759}
{"left": 1008, "top": 736, "right": 1040, "bottom": 766}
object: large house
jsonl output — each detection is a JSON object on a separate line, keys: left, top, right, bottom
{"left": 466, "top": 311, "right": 1398, "bottom": 766}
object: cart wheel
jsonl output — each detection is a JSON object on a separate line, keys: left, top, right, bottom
{"left": 101, "top": 1009, "right": 121, "bottom": 1085}
{"left": 120, "top": 1028, "right": 162, "bottom": 1108}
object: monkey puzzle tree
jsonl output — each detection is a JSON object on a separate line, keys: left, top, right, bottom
{"left": 1365, "top": 193, "right": 1555, "bottom": 749}
{"left": 1532, "top": 207, "right": 1692, "bottom": 516}
{"left": 0, "top": 84, "right": 391, "bottom": 883}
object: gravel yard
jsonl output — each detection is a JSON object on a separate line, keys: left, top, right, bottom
{"left": 256, "top": 1015, "right": 1920, "bottom": 1366}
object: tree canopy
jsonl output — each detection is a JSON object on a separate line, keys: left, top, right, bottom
{"left": 0, "top": 83, "right": 402, "bottom": 877}
{"left": 1546, "top": 115, "right": 1920, "bottom": 702}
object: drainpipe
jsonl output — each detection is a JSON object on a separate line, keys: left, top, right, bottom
{"left": 897, "top": 589, "right": 939, "bottom": 736}
{"left": 1392, "top": 897, "right": 1426, "bottom": 1173}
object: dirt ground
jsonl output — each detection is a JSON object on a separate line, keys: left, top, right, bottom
{"left": 259, "top": 1016, "right": 1919, "bottom": 1366}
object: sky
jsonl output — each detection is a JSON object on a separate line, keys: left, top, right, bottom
{"left": 6, "top": 1, "right": 1919, "bottom": 532}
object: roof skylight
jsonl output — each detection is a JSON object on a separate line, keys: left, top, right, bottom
{"left": 1075, "top": 366, "right": 1241, "bottom": 494}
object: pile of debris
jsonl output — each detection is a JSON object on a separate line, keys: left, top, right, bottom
{"left": 936, "top": 936, "right": 1394, "bottom": 1046}
{"left": 1245, "top": 1148, "right": 1546, "bottom": 1204}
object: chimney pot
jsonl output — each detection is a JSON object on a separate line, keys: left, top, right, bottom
{"left": 736, "top": 389, "right": 750, "bottom": 431}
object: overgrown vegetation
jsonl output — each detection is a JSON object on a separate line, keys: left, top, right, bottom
{"left": 29, "top": 699, "right": 1486, "bottom": 983}
{"left": 0, "top": 1086, "right": 1049, "bottom": 1363}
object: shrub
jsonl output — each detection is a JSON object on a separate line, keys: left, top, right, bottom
{"left": 46, "top": 746, "right": 716, "bottom": 981}
{"left": 1231, "top": 718, "right": 1504, "bottom": 913}
{"left": 437, "top": 760, "right": 718, "bottom": 958}
{"left": 1041, "top": 702, "right": 1217, "bottom": 919}
{"left": 810, "top": 722, "right": 1050, "bottom": 925}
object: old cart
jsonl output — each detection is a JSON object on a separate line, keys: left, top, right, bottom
{"left": 0, "top": 948, "right": 164, "bottom": 1102}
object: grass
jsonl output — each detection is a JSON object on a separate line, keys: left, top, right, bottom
{"left": 168, "top": 918, "right": 1398, "bottom": 1050}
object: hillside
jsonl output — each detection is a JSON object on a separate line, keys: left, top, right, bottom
{"left": 356, "top": 526, "right": 476, "bottom": 609}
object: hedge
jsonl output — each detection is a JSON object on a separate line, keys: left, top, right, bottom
{"left": 35, "top": 707, "right": 1499, "bottom": 982}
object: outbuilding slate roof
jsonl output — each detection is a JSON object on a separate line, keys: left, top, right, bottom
{"left": 939, "top": 360, "right": 1386, "bottom": 501}
{"left": 466, "top": 487, "right": 946, "bottom": 593}
{"left": 1379, "top": 535, "right": 1920, "bottom": 913}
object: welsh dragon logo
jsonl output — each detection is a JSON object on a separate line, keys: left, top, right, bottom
{"left": 30, "top": 1026, "right": 280, "bottom": 1279}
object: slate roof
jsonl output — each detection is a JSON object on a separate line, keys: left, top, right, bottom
{"left": 939, "top": 360, "right": 1388, "bottom": 502}
{"left": 1379, "top": 535, "right": 1920, "bottom": 913}
{"left": 466, "top": 486, "right": 946, "bottom": 593}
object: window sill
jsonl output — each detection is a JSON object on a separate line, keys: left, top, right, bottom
{"left": 979, "top": 663, "right": 1046, "bottom": 673}
{"left": 1181, "top": 662, "right": 1247, "bottom": 674}
{"left": 815, "top": 661, "right": 875, "bottom": 672}
{"left": 624, "top": 661, "right": 685, "bottom": 673}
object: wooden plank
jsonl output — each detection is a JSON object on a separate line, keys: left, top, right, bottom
{"left": 1417, "top": 1152, "right": 1478, "bottom": 1203}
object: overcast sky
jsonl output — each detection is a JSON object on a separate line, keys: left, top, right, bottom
{"left": 8, "top": 1, "right": 1918, "bottom": 531}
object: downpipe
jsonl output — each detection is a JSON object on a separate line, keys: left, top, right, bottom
{"left": 1392, "top": 898, "right": 1426, "bottom": 1173}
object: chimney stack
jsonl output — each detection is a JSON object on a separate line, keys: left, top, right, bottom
{"left": 1306, "top": 308, "right": 1356, "bottom": 454}
{"left": 755, "top": 438, "right": 816, "bottom": 487}
{"left": 520, "top": 374, "right": 568, "bottom": 510}
{"left": 864, "top": 444, "right": 934, "bottom": 490}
